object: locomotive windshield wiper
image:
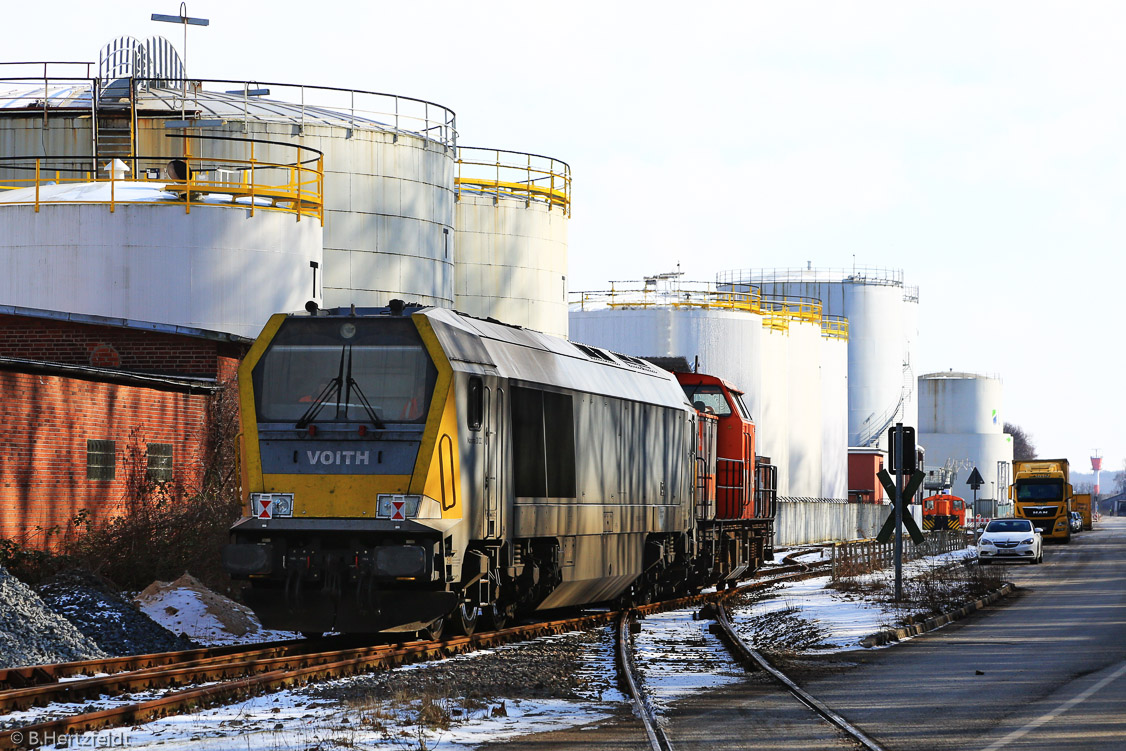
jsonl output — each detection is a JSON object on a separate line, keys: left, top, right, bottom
{"left": 344, "top": 377, "right": 384, "bottom": 429}
{"left": 295, "top": 344, "right": 385, "bottom": 430}
{"left": 294, "top": 376, "right": 342, "bottom": 429}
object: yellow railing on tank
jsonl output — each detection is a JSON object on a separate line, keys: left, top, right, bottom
{"left": 570, "top": 284, "right": 843, "bottom": 337}
{"left": 0, "top": 135, "right": 324, "bottom": 223}
{"left": 821, "top": 315, "right": 849, "bottom": 340}
{"left": 455, "top": 147, "right": 571, "bottom": 216}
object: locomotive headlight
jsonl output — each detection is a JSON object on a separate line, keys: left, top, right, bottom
{"left": 340, "top": 322, "right": 357, "bottom": 339}
{"left": 273, "top": 494, "right": 294, "bottom": 517}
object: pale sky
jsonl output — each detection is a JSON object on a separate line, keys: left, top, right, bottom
{"left": 6, "top": 1, "right": 1124, "bottom": 473}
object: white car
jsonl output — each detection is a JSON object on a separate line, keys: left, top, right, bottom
{"left": 977, "top": 518, "right": 1043, "bottom": 564}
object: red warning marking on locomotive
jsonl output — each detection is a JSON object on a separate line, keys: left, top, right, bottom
{"left": 258, "top": 498, "right": 273, "bottom": 519}
{"left": 389, "top": 501, "right": 406, "bottom": 521}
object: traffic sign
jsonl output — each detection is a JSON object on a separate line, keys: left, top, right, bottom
{"left": 967, "top": 466, "right": 985, "bottom": 490}
{"left": 888, "top": 426, "right": 917, "bottom": 472}
{"left": 875, "top": 468, "right": 925, "bottom": 544}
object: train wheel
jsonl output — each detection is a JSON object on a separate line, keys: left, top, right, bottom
{"left": 480, "top": 601, "right": 512, "bottom": 631}
{"left": 450, "top": 602, "right": 479, "bottom": 636}
{"left": 418, "top": 616, "right": 445, "bottom": 641}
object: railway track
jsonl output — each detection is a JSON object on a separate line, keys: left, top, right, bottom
{"left": 616, "top": 610, "right": 675, "bottom": 751}
{"left": 709, "top": 600, "right": 887, "bottom": 751}
{"left": 0, "top": 561, "right": 830, "bottom": 750}
{"left": 613, "top": 560, "right": 834, "bottom": 751}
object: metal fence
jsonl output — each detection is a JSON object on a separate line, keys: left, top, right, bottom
{"left": 831, "top": 531, "right": 968, "bottom": 581}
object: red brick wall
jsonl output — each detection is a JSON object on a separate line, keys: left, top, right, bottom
{"left": 0, "top": 370, "right": 219, "bottom": 548}
{"left": 848, "top": 452, "right": 886, "bottom": 503}
{"left": 0, "top": 315, "right": 223, "bottom": 376}
{"left": 0, "top": 315, "right": 248, "bottom": 550}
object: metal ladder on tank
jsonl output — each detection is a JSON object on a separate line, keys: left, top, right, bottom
{"left": 94, "top": 78, "right": 136, "bottom": 174}
{"left": 857, "top": 359, "right": 915, "bottom": 447}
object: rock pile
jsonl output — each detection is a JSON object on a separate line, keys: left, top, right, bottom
{"left": 0, "top": 565, "right": 105, "bottom": 669}
{"left": 36, "top": 569, "right": 196, "bottom": 656}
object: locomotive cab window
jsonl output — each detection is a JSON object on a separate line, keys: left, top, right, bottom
{"left": 733, "top": 394, "right": 752, "bottom": 420}
{"left": 681, "top": 384, "right": 732, "bottom": 416}
{"left": 467, "top": 377, "right": 483, "bottom": 431}
{"left": 252, "top": 317, "right": 437, "bottom": 425}
{"left": 511, "top": 386, "right": 576, "bottom": 498}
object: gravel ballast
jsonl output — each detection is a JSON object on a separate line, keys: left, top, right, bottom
{"left": 305, "top": 628, "right": 617, "bottom": 707}
{"left": 36, "top": 569, "right": 196, "bottom": 656}
{"left": 0, "top": 565, "right": 106, "bottom": 668}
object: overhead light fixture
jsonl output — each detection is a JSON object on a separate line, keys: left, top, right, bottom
{"left": 151, "top": 3, "right": 211, "bottom": 121}
{"left": 151, "top": 11, "right": 209, "bottom": 25}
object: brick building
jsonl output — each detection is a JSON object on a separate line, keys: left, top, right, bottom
{"left": 0, "top": 306, "right": 249, "bottom": 548}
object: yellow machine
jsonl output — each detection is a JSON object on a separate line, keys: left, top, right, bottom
{"left": 1010, "top": 459, "right": 1072, "bottom": 543}
{"left": 1073, "top": 493, "right": 1093, "bottom": 531}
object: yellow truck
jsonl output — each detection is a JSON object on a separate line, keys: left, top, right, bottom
{"left": 1010, "top": 459, "right": 1072, "bottom": 543}
{"left": 1073, "top": 493, "right": 1093, "bottom": 531}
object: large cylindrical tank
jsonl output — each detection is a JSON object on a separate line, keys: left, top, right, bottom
{"left": 918, "top": 372, "right": 1013, "bottom": 507}
{"left": 569, "top": 304, "right": 764, "bottom": 392}
{"left": 569, "top": 284, "right": 848, "bottom": 501}
{"left": 0, "top": 71, "right": 457, "bottom": 309}
{"left": 785, "top": 319, "right": 822, "bottom": 498}
{"left": 0, "top": 183, "right": 321, "bottom": 339}
{"left": 919, "top": 371, "right": 1004, "bottom": 435}
{"left": 820, "top": 327, "right": 849, "bottom": 500}
{"left": 719, "top": 267, "right": 919, "bottom": 448}
{"left": 454, "top": 148, "right": 570, "bottom": 336}
{"left": 757, "top": 328, "right": 791, "bottom": 498}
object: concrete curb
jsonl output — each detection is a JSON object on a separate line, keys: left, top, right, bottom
{"left": 858, "top": 582, "right": 1014, "bottom": 648}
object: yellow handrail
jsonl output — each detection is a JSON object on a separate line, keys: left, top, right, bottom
{"left": 571, "top": 286, "right": 842, "bottom": 337}
{"left": 455, "top": 147, "right": 571, "bottom": 217}
{"left": 0, "top": 139, "right": 324, "bottom": 224}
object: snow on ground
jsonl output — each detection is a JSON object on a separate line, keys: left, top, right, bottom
{"left": 632, "top": 608, "right": 744, "bottom": 712}
{"left": 25, "top": 548, "right": 981, "bottom": 749}
{"left": 53, "top": 632, "right": 628, "bottom": 751}
{"left": 135, "top": 574, "right": 301, "bottom": 646}
{"left": 731, "top": 547, "right": 978, "bottom": 653}
{"left": 89, "top": 690, "right": 615, "bottom": 751}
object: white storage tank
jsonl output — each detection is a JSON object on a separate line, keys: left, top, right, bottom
{"left": 454, "top": 148, "right": 570, "bottom": 336}
{"left": 0, "top": 46, "right": 458, "bottom": 310}
{"left": 784, "top": 317, "right": 822, "bottom": 498}
{"left": 569, "top": 280, "right": 848, "bottom": 501}
{"left": 918, "top": 371, "right": 1014, "bottom": 505}
{"left": 719, "top": 266, "right": 919, "bottom": 448}
{"left": 820, "top": 319, "right": 849, "bottom": 500}
{"left": 0, "top": 169, "right": 321, "bottom": 339}
{"left": 920, "top": 371, "right": 1005, "bottom": 434}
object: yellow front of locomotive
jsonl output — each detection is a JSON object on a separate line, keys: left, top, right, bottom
{"left": 223, "top": 307, "right": 465, "bottom": 634}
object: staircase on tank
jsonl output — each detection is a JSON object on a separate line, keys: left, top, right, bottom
{"left": 95, "top": 79, "right": 135, "bottom": 168}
